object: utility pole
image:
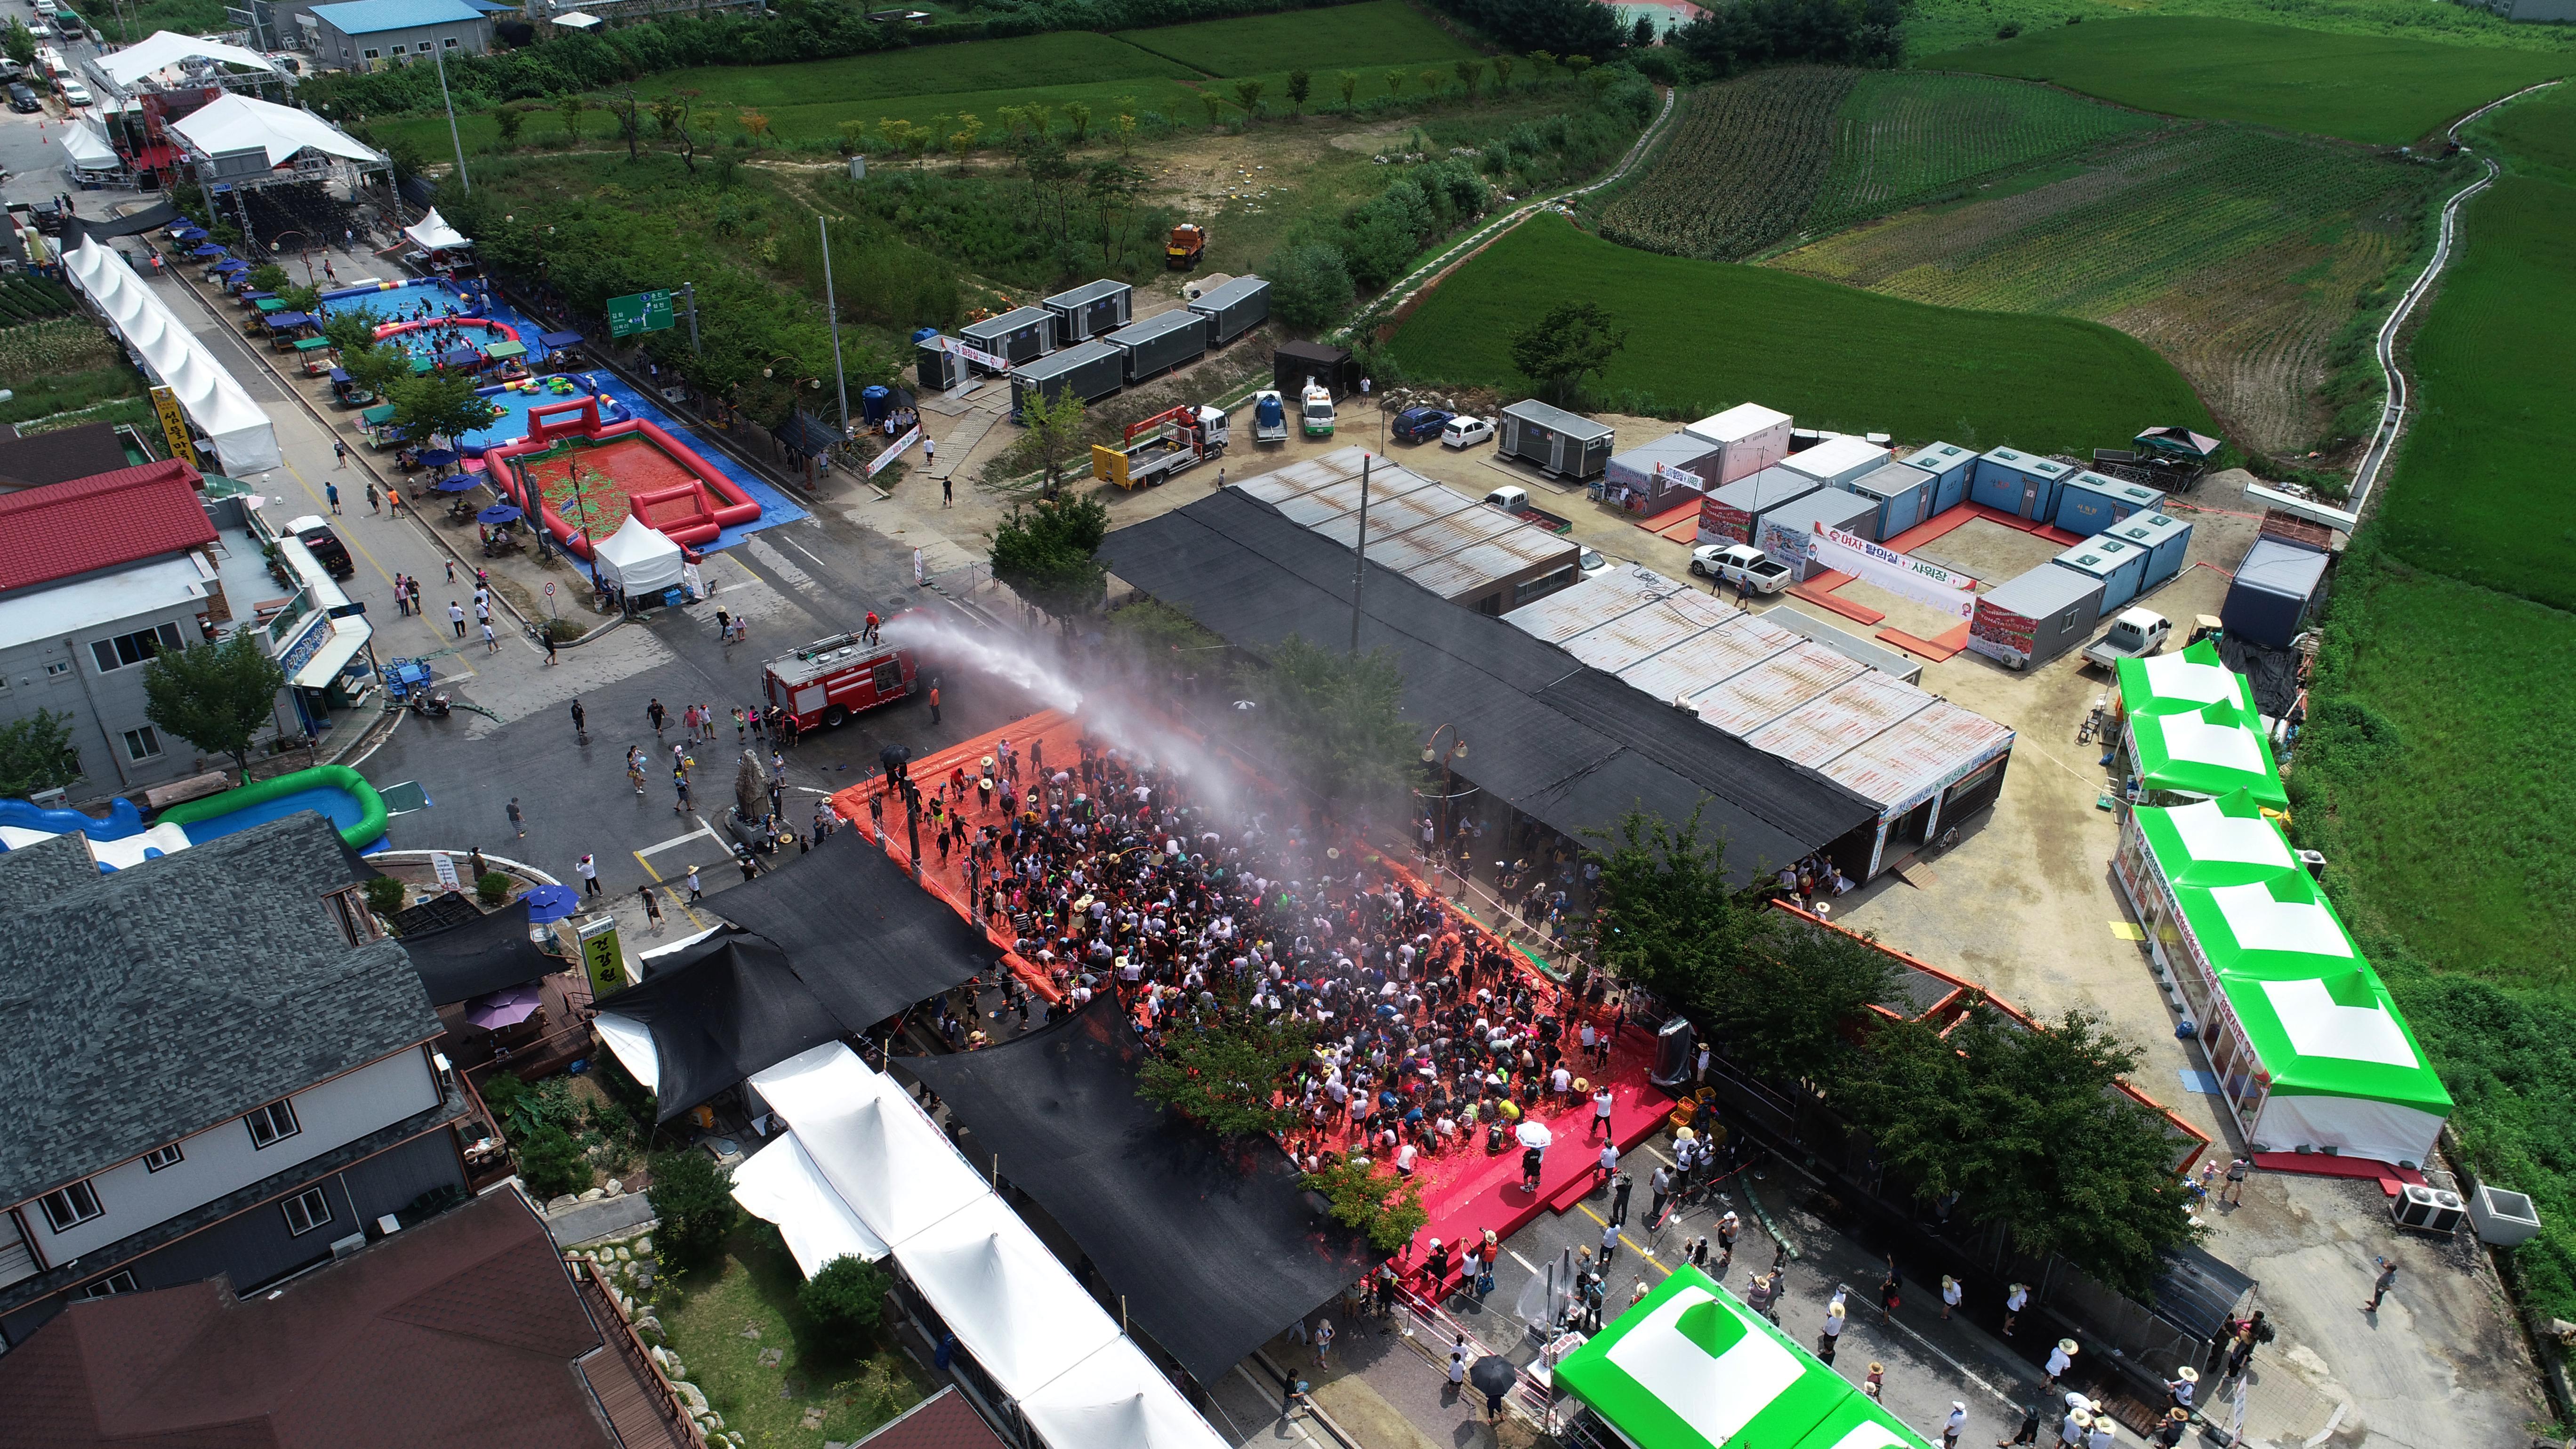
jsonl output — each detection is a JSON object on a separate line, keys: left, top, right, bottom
{"left": 818, "top": 215, "right": 849, "bottom": 436}
{"left": 681, "top": 281, "right": 700, "bottom": 355}
{"left": 433, "top": 40, "right": 468, "bottom": 195}
{"left": 1349, "top": 451, "right": 1371, "bottom": 654}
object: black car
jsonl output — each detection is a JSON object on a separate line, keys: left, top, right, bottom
{"left": 1391, "top": 405, "right": 1451, "bottom": 443}
{"left": 7, "top": 83, "right": 39, "bottom": 114}
{"left": 290, "top": 517, "right": 356, "bottom": 580}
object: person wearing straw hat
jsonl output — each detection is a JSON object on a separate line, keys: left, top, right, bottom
{"left": 2045, "top": 1336, "right": 2079, "bottom": 1386}
{"left": 2059, "top": 1409, "right": 2091, "bottom": 1449}
{"left": 2165, "top": 1366, "right": 2198, "bottom": 1412}
{"left": 1864, "top": 1363, "right": 1885, "bottom": 1402}
{"left": 2004, "top": 1280, "right": 2029, "bottom": 1337}
{"left": 1819, "top": 1290, "right": 1847, "bottom": 1363}
{"left": 2085, "top": 1417, "right": 2116, "bottom": 1449}
{"left": 2154, "top": 1407, "right": 2190, "bottom": 1447}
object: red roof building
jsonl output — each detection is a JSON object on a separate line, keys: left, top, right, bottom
{"left": 0, "top": 459, "right": 213, "bottom": 595}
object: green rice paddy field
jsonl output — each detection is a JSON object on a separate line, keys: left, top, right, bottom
{"left": 1382, "top": 216, "right": 2214, "bottom": 453}
{"left": 1920, "top": 16, "right": 2567, "bottom": 145}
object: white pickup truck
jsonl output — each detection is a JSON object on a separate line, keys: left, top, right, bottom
{"left": 1689, "top": 542, "right": 1793, "bottom": 595}
{"left": 2082, "top": 607, "right": 2172, "bottom": 669}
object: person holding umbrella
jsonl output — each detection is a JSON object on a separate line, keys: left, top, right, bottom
{"left": 1468, "top": 1355, "right": 1516, "bottom": 1420}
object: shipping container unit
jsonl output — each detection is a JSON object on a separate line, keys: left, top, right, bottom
{"left": 2222, "top": 538, "right": 2331, "bottom": 647}
{"left": 1967, "top": 562, "right": 2107, "bottom": 670}
{"left": 1969, "top": 447, "right": 2074, "bottom": 522}
{"left": 1042, "top": 279, "right": 1133, "bottom": 345}
{"left": 1187, "top": 274, "right": 1270, "bottom": 346}
{"left": 1902, "top": 441, "right": 1978, "bottom": 516}
{"left": 1697, "top": 465, "right": 1822, "bottom": 546}
{"left": 1603, "top": 432, "right": 1725, "bottom": 512}
{"left": 2053, "top": 470, "right": 2165, "bottom": 538}
{"left": 1755, "top": 488, "right": 1880, "bottom": 580}
{"left": 1007, "top": 340, "right": 1124, "bottom": 421}
{"left": 2103, "top": 511, "right": 2194, "bottom": 592}
{"left": 958, "top": 306, "right": 1056, "bottom": 370}
{"left": 1275, "top": 341, "right": 1355, "bottom": 399}
{"left": 1777, "top": 435, "right": 1893, "bottom": 489}
{"left": 2052, "top": 533, "right": 2151, "bottom": 612}
{"left": 1102, "top": 308, "right": 1209, "bottom": 383}
{"left": 1846, "top": 462, "right": 1936, "bottom": 539}
{"left": 1681, "top": 402, "right": 1795, "bottom": 486}
{"left": 915, "top": 335, "right": 964, "bottom": 392}
{"left": 1497, "top": 399, "right": 1617, "bottom": 481}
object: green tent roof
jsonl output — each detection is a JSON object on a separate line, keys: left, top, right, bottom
{"left": 361, "top": 402, "right": 398, "bottom": 426}
{"left": 2213, "top": 965, "right": 2449, "bottom": 1113}
{"left": 2116, "top": 638, "right": 2255, "bottom": 718}
{"left": 2130, "top": 789, "right": 2299, "bottom": 889}
{"left": 1553, "top": 1266, "right": 1934, "bottom": 1449}
{"left": 2127, "top": 699, "right": 2286, "bottom": 808}
{"left": 484, "top": 339, "right": 527, "bottom": 360}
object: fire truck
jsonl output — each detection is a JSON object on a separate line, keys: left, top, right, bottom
{"left": 762, "top": 629, "right": 920, "bottom": 730}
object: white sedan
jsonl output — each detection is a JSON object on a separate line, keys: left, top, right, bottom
{"left": 1440, "top": 415, "right": 1494, "bottom": 449}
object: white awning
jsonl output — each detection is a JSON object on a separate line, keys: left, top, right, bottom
{"left": 555, "top": 10, "right": 602, "bottom": 26}
{"left": 402, "top": 206, "right": 469, "bottom": 252}
{"left": 748, "top": 1043, "right": 988, "bottom": 1249}
{"left": 592, "top": 1010, "right": 660, "bottom": 1092}
{"left": 62, "top": 238, "right": 280, "bottom": 476}
{"left": 62, "top": 121, "right": 120, "bottom": 172}
{"left": 898, "top": 1196, "right": 1123, "bottom": 1392}
{"left": 96, "top": 30, "right": 282, "bottom": 86}
{"left": 290, "top": 619, "right": 370, "bottom": 689}
{"left": 2209, "top": 882, "right": 2355, "bottom": 959}
{"left": 2151, "top": 713, "right": 2268, "bottom": 774}
{"left": 171, "top": 93, "right": 381, "bottom": 169}
{"left": 1021, "top": 1337, "right": 1232, "bottom": 1449}
{"left": 593, "top": 514, "right": 685, "bottom": 594}
{"left": 2136, "top": 652, "right": 2243, "bottom": 708}
{"left": 730, "top": 1131, "right": 892, "bottom": 1273}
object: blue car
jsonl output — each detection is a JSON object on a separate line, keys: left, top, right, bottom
{"left": 1391, "top": 406, "right": 1451, "bottom": 443}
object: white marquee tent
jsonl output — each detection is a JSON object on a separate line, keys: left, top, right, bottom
{"left": 740, "top": 1044, "right": 1228, "bottom": 1449}
{"left": 170, "top": 93, "right": 382, "bottom": 169}
{"left": 61, "top": 121, "right": 121, "bottom": 176}
{"left": 62, "top": 238, "right": 280, "bottom": 476}
{"left": 592, "top": 514, "right": 686, "bottom": 596}
{"left": 402, "top": 207, "right": 470, "bottom": 253}
{"left": 95, "top": 30, "right": 283, "bottom": 88}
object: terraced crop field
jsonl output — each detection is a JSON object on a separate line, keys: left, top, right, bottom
{"left": 1801, "top": 71, "right": 2161, "bottom": 238}
{"left": 1386, "top": 216, "right": 2214, "bottom": 454}
{"left": 1771, "top": 125, "right": 2439, "bottom": 450}
{"left": 1595, "top": 67, "right": 1856, "bottom": 260}
{"left": 1112, "top": 0, "right": 1480, "bottom": 75}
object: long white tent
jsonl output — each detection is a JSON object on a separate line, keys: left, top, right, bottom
{"left": 95, "top": 29, "right": 283, "bottom": 88}
{"left": 169, "top": 93, "right": 382, "bottom": 169}
{"left": 62, "top": 237, "right": 280, "bottom": 476}
{"left": 740, "top": 1044, "right": 1228, "bottom": 1449}
{"left": 61, "top": 121, "right": 121, "bottom": 175}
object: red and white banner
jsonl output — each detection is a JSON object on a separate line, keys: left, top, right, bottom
{"left": 938, "top": 336, "right": 1014, "bottom": 372}
{"left": 869, "top": 425, "right": 921, "bottom": 478}
{"left": 1811, "top": 524, "right": 1975, "bottom": 619}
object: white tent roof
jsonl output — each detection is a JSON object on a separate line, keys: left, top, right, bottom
{"left": 2136, "top": 652, "right": 2244, "bottom": 709}
{"left": 2140, "top": 712, "right": 2268, "bottom": 774}
{"left": 592, "top": 1010, "right": 659, "bottom": 1091}
{"left": 62, "top": 121, "right": 120, "bottom": 171}
{"left": 2166, "top": 797, "right": 2296, "bottom": 870}
{"left": 2209, "top": 883, "right": 2357, "bottom": 959}
{"left": 96, "top": 30, "right": 283, "bottom": 86}
{"left": 1021, "top": 1336, "right": 1231, "bottom": 1449}
{"left": 171, "top": 93, "right": 382, "bottom": 169}
{"left": 900, "top": 1196, "right": 1123, "bottom": 1391}
{"left": 2258, "top": 977, "right": 2421, "bottom": 1069}
{"left": 730, "top": 1131, "right": 892, "bottom": 1273}
{"left": 593, "top": 513, "right": 685, "bottom": 594}
{"left": 403, "top": 206, "right": 469, "bottom": 252}
{"left": 555, "top": 10, "right": 603, "bottom": 26}
{"left": 62, "top": 238, "right": 279, "bottom": 476}
{"left": 747, "top": 1043, "right": 987, "bottom": 1248}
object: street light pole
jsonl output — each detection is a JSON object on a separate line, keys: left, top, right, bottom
{"left": 818, "top": 215, "right": 850, "bottom": 438}
{"left": 1348, "top": 452, "right": 1371, "bottom": 655}
{"left": 433, "top": 42, "right": 469, "bottom": 196}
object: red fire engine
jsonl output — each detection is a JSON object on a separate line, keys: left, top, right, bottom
{"left": 763, "top": 630, "right": 920, "bottom": 730}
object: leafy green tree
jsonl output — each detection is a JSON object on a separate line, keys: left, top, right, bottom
{"left": 1286, "top": 69, "right": 1311, "bottom": 118}
{"left": 391, "top": 369, "right": 500, "bottom": 447}
{"left": 1585, "top": 805, "right": 1771, "bottom": 1024}
{"left": 1305, "top": 1159, "right": 1429, "bottom": 1251}
{"left": 646, "top": 1150, "right": 737, "bottom": 1262}
{"left": 494, "top": 103, "right": 526, "bottom": 148}
{"left": 1839, "top": 1005, "right": 2203, "bottom": 1295}
{"left": 1337, "top": 71, "right": 1360, "bottom": 109}
{"left": 1493, "top": 53, "right": 1517, "bottom": 90}
{"left": 248, "top": 263, "right": 291, "bottom": 293}
{"left": 1063, "top": 100, "right": 1093, "bottom": 146}
{"left": 344, "top": 338, "right": 413, "bottom": 405}
{"left": 320, "top": 304, "right": 386, "bottom": 355}
{"left": 1231, "top": 635, "right": 1414, "bottom": 817}
{"left": 1419, "top": 68, "right": 1443, "bottom": 96}
{"left": 0, "top": 709, "right": 83, "bottom": 797}
{"left": 996, "top": 387, "right": 1088, "bottom": 492}
{"left": 1455, "top": 58, "right": 1484, "bottom": 99}
{"left": 142, "top": 632, "right": 285, "bottom": 774}
{"left": 613, "top": 89, "right": 644, "bottom": 163}
{"left": 1267, "top": 242, "right": 1354, "bottom": 330}
{"left": 557, "top": 91, "right": 588, "bottom": 142}
{"left": 1528, "top": 50, "right": 1556, "bottom": 81}
{"left": 649, "top": 94, "right": 683, "bottom": 141}
{"left": 1509, "top": 298, "right": 1627, "bottom": 404}
{"left": 1136, "top": 980, "right": 1316, "bottom": 1135}
{"left": 3, "top": 19, "right": 35, "bottom": 66}
{"left": 1386, "top": 69, "right": 1406, "bottom": 97}
{"left": 516, "top": 1124, "right": 591, "bottom": 1199}
{"left": 1709, "top": 918, "right": 1902, "bottom": 1085}
{"left": 276, "top": 282, "right": 323, "bottom": 315}
{"left": 990, "top": 492, "right": 1111, "bottom": 621}
{"left": 1199, "top": 90, "right": 1225, "bottom": 127}
{"left": 798, "top": 1254, "right": 890, "bottom": 1351}
{"left": 1232, "top": 77, "right": 1266, "bottom": 117}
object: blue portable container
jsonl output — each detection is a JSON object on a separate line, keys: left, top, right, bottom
{"left": 861, "top": 385, "right": 891, "bottom": 425}
{"left": 2103, "top": 511, "right": 2194, "bottom": 591}
{"left": 1970, "top": 447, "right": 2073, "bottom": 521}
{"left": 1846, "top": 462, "right": 1934, "bottom": 540}
{"left": 1902, "top": 441, "right": 1978, "bottom": 516}
{"left": 2053, "top": 470, "right": 2165, "bottom": 537}
{"left": 2052, "top": 533, "right": 2149, "bottom": 612}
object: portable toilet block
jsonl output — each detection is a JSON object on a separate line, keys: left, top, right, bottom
{"left": 958, "top": 306, "right": 1057, "bottom": 370}
{"left": 916, "top": 335, "right": 964, "bottom": 392}
{"left": 2104, "top": 511, "right": 2195, "bottom": 591}
{"left": 1102, "top": 307, "right": 1209, "bottom": 383}
{"left": 1903, "top": 441, "right": 1978, "bottom": 516}
{"left": 1008, "top": 340, "right": 1125, "bottom": 420}
{"left": 1698, "top": 465, "right": 1822, "bottom": 546}
{"left": 2222, "top": 538, "right": 2332, "bottom": 647}
{"left": 1970, "top": 447, "right": 2073, "bottom": 521}
{"left": 1755, "top": 488, "right": 1879, "bottom": 580}
{"left": 2052, "top": 533, "right": 2150, "bottom": 612}
{"left": 1043, "top": 279, "right": 1134, "bottom": 345}
{"left": 1968, "top": 563, "right": 2107, "bottom": 670}
{"left": 1846, "top": 461, "right": 1935, "bottom": 539}
{"left": 2053, "top": 470, "right": 2166, "bottom": 537}
{"left": 1498, "top": 400, "right": 1616, "bottom": 481}
{"left": 1778, "top": 435, "right": 1893, "bottom": 489}
{"left": 1604, "top": 433, "right": 1724, "bottom": 512}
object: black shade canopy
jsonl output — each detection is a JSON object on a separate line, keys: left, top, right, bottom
{"left": 709, "top": 828, "right": 990, "bottom": 1030}
{"left": 905, "top": 997, "right": 1379, "bottom": 1385}
{"left": 399, "top": 894, "right": 559, "bottom": 1006}
{"left": 594, "top": 934, "right": 850, "bottom": 1122}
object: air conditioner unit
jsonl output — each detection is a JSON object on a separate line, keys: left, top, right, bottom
{"left": 329, "top": 1232, "right": 368, "bottom": 1260}
{"left": 2391, "top": 1184, "right": 2465, "bottom": 1233}
{"left": 27, "top": 788, "right": 67, "bottom": 809}
{"left": 2297, "top": 849, "right": 2326, "bottom": 881}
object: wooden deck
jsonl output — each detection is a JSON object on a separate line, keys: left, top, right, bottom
{"left": 576, "top": 1271, "right": 696, "bottom": 1449}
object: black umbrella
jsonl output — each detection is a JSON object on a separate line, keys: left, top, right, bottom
{"left": 1469, "top": 1356, "right": 1518, "bottom": 1399}
{"left": 879, "top": 743, "right": 911, "bottom": 775}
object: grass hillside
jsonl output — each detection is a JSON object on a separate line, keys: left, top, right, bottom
{"left": 1920, "top": 16, "right": 2566, "bottom": 145}
{"left": 1903, "top": 0, "right": 2576, "bottom": 66}
{"left": 1594, "top": 68, "right": 1858, "bottom": 261}
{"left": 1111, "top": 1, "right": 1479, "bottom": 74}
{"left": 1383, "top": 216, "right": 2214, "bottom": 452}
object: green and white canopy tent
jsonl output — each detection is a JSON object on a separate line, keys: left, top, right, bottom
{"left": 2124, "top": 699, "right": 2286, "bottom": 809}
{"left": 1554, "top": 1265, "right": 1935, "bottom": 1449}
{"left": 2115, "top": 639, "right": 2256, "bottom": 718}
{"left": 2114, "top": 790, "right": 2450, "bottom": 1167}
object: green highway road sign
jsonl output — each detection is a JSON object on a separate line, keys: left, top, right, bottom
{"left": 607, "top": 289, "right": 676, "bottom": 338}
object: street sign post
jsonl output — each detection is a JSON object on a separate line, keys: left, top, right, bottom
{"left": 606, "top": 290, "right": 676, "bottom": 339}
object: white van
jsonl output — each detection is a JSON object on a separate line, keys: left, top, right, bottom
{"left": 32, "top": 0, "right": 58, "bottom": 18}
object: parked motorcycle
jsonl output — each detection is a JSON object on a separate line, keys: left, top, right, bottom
{"left": 408, "top": 690, "right": 452, "bottom": 719}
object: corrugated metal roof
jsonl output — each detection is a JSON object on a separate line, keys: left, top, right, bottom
{"left": 1560, "top": 594, "right": 1731, "bottom": 674}
{"left": 1309, "top": 485, "right": 1480, "bottom": 546}
{"left": 1405, "top": 524, "right": 1577, "bottom": 598}
{"left": 1690, "top": 640, "right": 1865, "bottom": 737}
{"left": 1744, "top": 670, "right": 1938, "bottom": 770}
{"left": 309, "top": 0, "right": 478, "bottom": 32}
{"left": 1272, "top": 469, "right": 1441, "bottom": 527}
{"left": 1501, "top": 567, "right": 1676, "bottom": 642}
{"left": 1618, "top": 613, "right": 1803, "bottom": 706}
{"left": 1349, "top": 504, "right": 1519, "bottom": 575}
{"left": 1821, "top": 699, "right": 2015, "bottom": 807}
{"left": 1234, "top": 457, "right": 1351, "bottom": 505}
